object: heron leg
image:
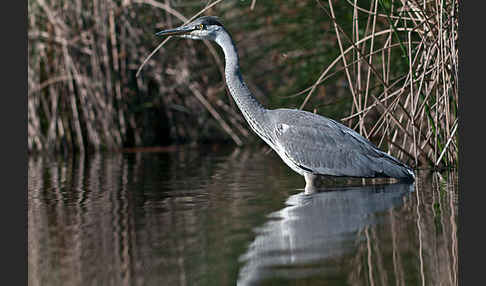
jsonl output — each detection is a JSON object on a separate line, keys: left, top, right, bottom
{"left": 304, "top": 173, "right": 318, "bottom": 194}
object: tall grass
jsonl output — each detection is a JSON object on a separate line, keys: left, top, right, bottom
{"left": 300, "top": 0, "right": 458, "bottom": 168}
{"left": 28, "top": 0, "right": 459, "bottom": 168}
{"left": 28, "top": 0, "right": 248, "bottom": 153}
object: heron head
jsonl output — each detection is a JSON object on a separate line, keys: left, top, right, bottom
{"left": 155, "top": 16, "right": 224, "bottom": 41}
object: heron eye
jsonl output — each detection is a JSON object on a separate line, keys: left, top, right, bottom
{"left": 197, "top": 24, "right": 204, "bottom": 30}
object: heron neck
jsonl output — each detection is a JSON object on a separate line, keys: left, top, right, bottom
{"left": 215, "top": 30, "right": 266, "bottom": 132}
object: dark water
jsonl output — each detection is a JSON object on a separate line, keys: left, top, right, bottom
{"left": 28, "top": 146, "right": 458, "bottom": 286}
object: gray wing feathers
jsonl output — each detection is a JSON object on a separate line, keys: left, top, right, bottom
{"left": 271, "top": 109, "right": 413, "bottom": 179}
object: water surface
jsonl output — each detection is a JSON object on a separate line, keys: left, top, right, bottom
{"left": 28, "top": 146, "right": 458, "bottom": 286}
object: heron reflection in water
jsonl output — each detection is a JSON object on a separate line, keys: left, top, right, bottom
{"left": 237, "top": 182, "right": 414, "bottom": 285}
{"left": 155, "top": 16, "right": 414, "bottom": 192}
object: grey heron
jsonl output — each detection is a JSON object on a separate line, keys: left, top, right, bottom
{"left": 156, "top": 16, "right": 415, "bottom": 192}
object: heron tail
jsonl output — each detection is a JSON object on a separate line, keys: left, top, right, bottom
{"left": 379, "top": 154, "right": 415, "bottom": 182}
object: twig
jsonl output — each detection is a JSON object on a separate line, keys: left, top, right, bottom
{"left": 134, "top": 0, "right": 225, "bottom": 77}
{"left": 189, "top": 84, "right": 243, "bottom": 146}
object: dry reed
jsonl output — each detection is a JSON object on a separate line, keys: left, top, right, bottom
{"left": 302, "top": 0, "right": 459, "bottom": 168}
{"left": 28, "top": 0, "right": 459, "bottom": 169}
{"left": 28, "top": 0, "right": 248, "bottom": 153}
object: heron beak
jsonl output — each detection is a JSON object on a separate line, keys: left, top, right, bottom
{"left": 155, "top": 26, "right": 194, "bottom": 37}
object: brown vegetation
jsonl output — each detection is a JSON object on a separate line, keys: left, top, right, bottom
{"left": 28, "top": 0, "right": 458, "bottom": 168}
{"left": 306, "top": 0, "right": 459, "bottom": 168}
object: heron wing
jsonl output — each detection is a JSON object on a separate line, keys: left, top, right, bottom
{"left": 270, "top": 109, "right": 398, "bottom": 177}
